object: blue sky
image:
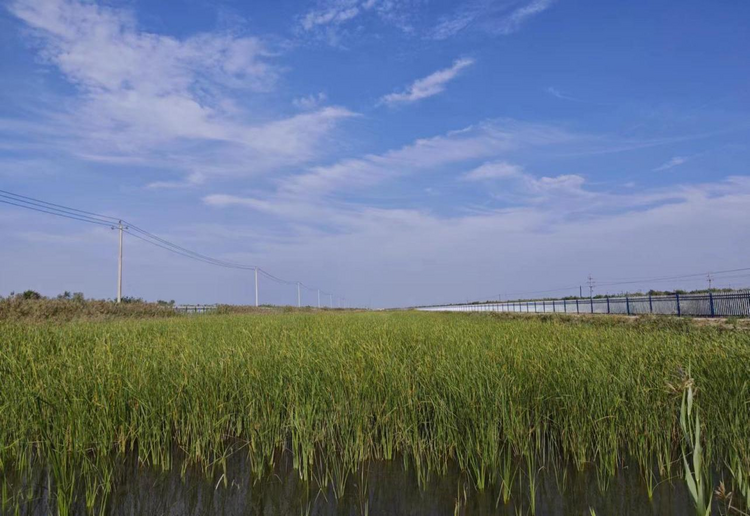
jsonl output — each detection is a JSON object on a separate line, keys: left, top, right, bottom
{"left": 1, "top": 0, "right": 749, "bottom": 307}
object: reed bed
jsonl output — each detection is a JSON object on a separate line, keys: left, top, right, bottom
{"left": 0, "top": 298, "right": 178, "bottom": 322}
{"left": 0, "top": 311, "right": 748, "bottom": 514}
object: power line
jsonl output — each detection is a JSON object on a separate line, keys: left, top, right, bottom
{"left": 0, "top": 189, "right": 120, "bottom": 223}
{"left": 0, "top": 189, "right": 341, "bottom": 305}
{"left": 0, "top": 189, "right": 262, "bottom": 270}
{"left": 122, "top": 229, "right": 254, "bottom": 270}
{"left": 0, "top": 199, "right": 113, "bottom": 228}
{"left": 456, "top": 266, "right": 750, "bottom": 307}
{"left": 127, "top": 225, "right": 258, "bottom": 270}
{"left": 596, "top": 267, "right": 750, "bottom": 287}
{"left": 476, "top": 284, "right": 580, "bottom": 301}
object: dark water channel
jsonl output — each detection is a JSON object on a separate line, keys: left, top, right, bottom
{"left": 2, "top": 450, "right": 714, "bottom": 516}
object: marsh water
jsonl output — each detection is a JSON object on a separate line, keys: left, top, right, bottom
{"left": 3, "top": 449, "right": 716, "bottom": 516}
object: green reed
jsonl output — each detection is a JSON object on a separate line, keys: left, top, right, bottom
{"left": 0, "top": 311, "right": 748, "bottom": 514}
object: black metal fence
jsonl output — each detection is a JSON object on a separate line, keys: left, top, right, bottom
{"left": 419, "top": 291, "right": 750, "bottom": 318}
{"left": 174, "top": 304, "right": 217, "bottom": 314}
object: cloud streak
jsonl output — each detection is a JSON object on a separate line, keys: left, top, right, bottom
{"left": 431, "top": 0, "right": 555, "bottom": 40}
{"left": 379, "top": 58, "right": 475, "bottom": 106}
{"left": 297, "top": 0, "right": 414, "bottom": 45}
{"left": 654, "top": 156, "right": 689, "bottom": 171}
{"left": 463, "top": 161, "right": 524, "bottom": 181}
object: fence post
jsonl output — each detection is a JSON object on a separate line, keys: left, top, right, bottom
{"left": 552, "top": 300, "right": 556, "bottom": 312}
{"left": 709, "top": 292, "right": 715, "bottom": 317}
{"left": 649, "top": 294, "right": 653, "bottom": 314}
{"left": 676, "top": 293, "right": 681, "bottom": 317}
{"left": 534, "top": 301, "right": 537, "bottom": 313}
{"left": 576, "top": 299, "right": 579, "bottom": 314}
{"left": 606, "top": 296, "right": 610, "bottom": 314}
{"left": 543, "top": 300, "right": 546, "bottom": 313}
{"left": 564, "top": 299, "right": 567, "bottom": 312}
{"left": 626, "top": 296, "right": 630, "bottom": 316}
{"left": 590, "top": 297, "right": 594, "bottom": 313}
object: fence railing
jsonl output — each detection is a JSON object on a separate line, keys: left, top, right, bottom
{"left": 174, "top": 304, "right": 217, "bottom": 314}
{"left": 418, "top": 291, "right": 750, "bottom": 318}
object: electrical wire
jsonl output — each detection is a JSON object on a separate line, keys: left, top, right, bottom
{"left": 126, "top": 224, "right": 257, "bottom": 270}
{"left": 122, "top": 230, "right": 255, "bottom": 270}
{"left": 0, "top": 199, "right": 114, "bottom": 228}
{"left": 597, "top": 267, "right": 750, "bottom": 287}
{"left": 0, "top": 189, "right": 337, "bottom": 301}
{"left": 0, "top": 190, "right": 119, "bottom": 222}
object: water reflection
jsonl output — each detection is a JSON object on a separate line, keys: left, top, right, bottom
{"left": 3, "top": 451, "right": 703, "bottom": 515}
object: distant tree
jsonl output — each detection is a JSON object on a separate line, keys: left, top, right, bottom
{"left": 20, "top": 290, "right": 43, "bottom": 300}
{"left": 57, "top": 291, "right": 72, "bottom": 300}
{"left": 72, "top": 292, "right": 85, "bottom": 302}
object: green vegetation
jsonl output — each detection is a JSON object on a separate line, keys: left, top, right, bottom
{"left": 0, "top": 311, "right": 748, "bottom": 514}
{"left": 0, "top": 297, "right": 178, "bottom": 322}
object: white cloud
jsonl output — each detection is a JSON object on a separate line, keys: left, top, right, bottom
{"left": 10, "top": 0, "right": 277, "bottom": 95}
{"left": 545, "top": 86, "right": 587, "bottom": 102}
{"left": 379, "top": 58, "right": 475, "bottom": 106}
{"left": 199, "top": 119, "right": 589, "bottom": 228}
{"left": 301, "top": 2, "right": 362, "bottom": 31}
{"left": 495, "top": 0, "right": 555, "bottom": 35}
{"left": 201, "top": 116, "right": 725, "bottom": 240}
{"left": 297, "top": 0, "right": 414, "bottom": 42}
{"left": 654, "top": 156, "right": 689, "bottom": 171}
{"left": 193, "top": 176, "right": 750, "bottom": 306}
{"left": 293, "top": 92, "right": 328, "bottom": 110}
{"left": 273, "top": 119, "right": 574, "bottom": 199}
{"left": 146, "top": 172, "right": 206, "bottom": 190}
{"left": 463, "top": 161, "right": 524, "bottom": 181}
{"left": 8, "top": 0, "right": 354, "bottom": 182}
{"left": 431, "top": 0, "right": 555, "bottom": 40}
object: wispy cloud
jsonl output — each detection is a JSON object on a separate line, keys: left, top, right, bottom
{"left": 300, "top": 2, "right": 363, "bottom": 31}
{"left": 654, "top": 156, "right": 689, "bottom": 172}
{"left": 201, "top": 119, "right": 579, "bottom": 228}
{"left": 463, "top": 161, "right": 524, "bottom": 181}
{"left": 497, "top": 0, "right": 555, "bottom": 35}
{"left": 380, "top": 58, "right": 475, "bottom": 106}
{"left": 293, "top": 92, "right": 328, "bottom": 110}
{"left": 277, "top": 119, "right": 573, "bottom": 199}
{"left": 297, "top": 0, "right": 414, "bottom": 44}
{"left": 298, "top": 0, "right": 553, "bottom": 45}
{"left": 7, "top": 0, "right": 354, "bottom": 184}
{"left": 146, "top": 172, "right": 206, "bottom": 190}
{"left": 546, "top": 86, "right": 586, "bottom": 102}
{"left": 431, "top": 0, "right": 555, "bottom": 40}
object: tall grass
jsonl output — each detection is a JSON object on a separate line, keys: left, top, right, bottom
{"left": 0, "top": 311, "right": 748, "bottom": 514}
{"left": 0, "top": 298, "right": 178, "bottom": 322}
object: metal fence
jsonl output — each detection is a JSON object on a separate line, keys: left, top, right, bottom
{"left": 418, "top": 291, "right": 750, "bottom": 318}
{"left": 174, "top": 304, "right": 217, "bottom": 314}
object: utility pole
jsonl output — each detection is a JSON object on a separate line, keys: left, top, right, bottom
{"left": 112, "top": 220, "right": 128, "bottom": 303}
{"left": 579, "top": 285, "right": 582, "bottom": 298}
{"left": 254, "top": 267, "right": 259, "bottom": 307}
{"left": 297, "top": 282, "right": 301, "bottom": 308}
{"left": 587, "top": 274, "right": 595, "bottom": 298}
{"left": 707, "top": 273, "right": 713, "bottom": 291}
{"left": 317, "top": 289, "right": 321, "bottom": 308}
